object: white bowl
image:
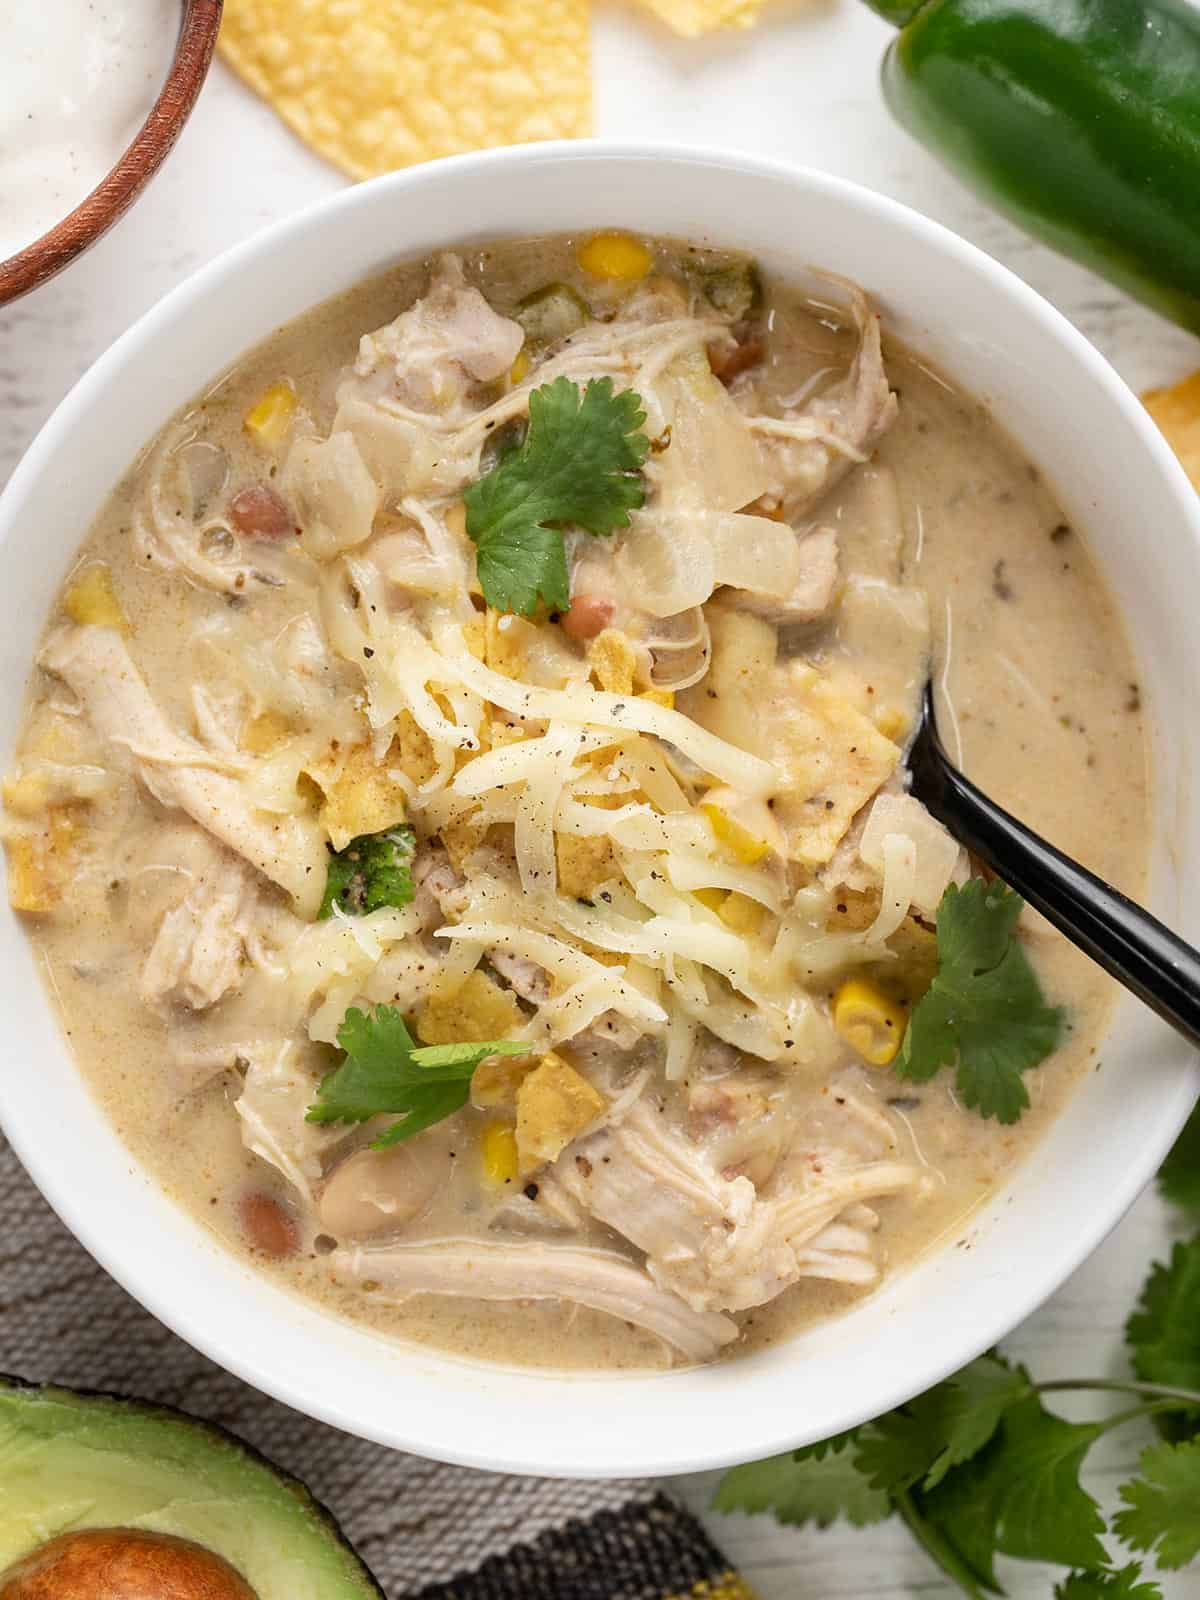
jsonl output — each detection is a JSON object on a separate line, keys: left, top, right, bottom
{"left": 0, "top": 144, "right": 1197, "bottom": 1479}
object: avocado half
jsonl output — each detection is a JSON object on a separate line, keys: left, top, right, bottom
{"left": 0, "top": 1376, "right": 383, "bottom": 1599}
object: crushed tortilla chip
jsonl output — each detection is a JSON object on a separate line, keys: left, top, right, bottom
{"left": 636, "top": 0, "right": 764, "bottom": 36}
{"left": 772, "top": 668, "right": 900, "bottom": 867}
{"left": 472, "top": 1051, "right": 536, "bottom": 1111}
{"left": 5, "top": 808, "right": 82, "bottom": 914}
{"left": 418, "top": 968, "right": 525, "bottom": 1047}
{"left": 391, "top": 709, "right": 441, "bottom": 788}
{"left": 484, "top": 608, "right": 535, "bottom": 681}
{"left": 318, "top": 742, "right": 408, "bottom": 851}
{"left": 441, "top": 809, "right": 489, "bottom": 872}
{"left": 555, "top": 830, "right": 617, "bottom": 899}
{"left": 588, "top": 627, "right": 639, "bottom": 695}
{"left": 1143, "top": 370, "right": 1200, "bottom": 492}
{"left": 515, "top": 1052, "right": 605, "bottom": 1173}
{"left": 461, "top": 615, "right": 487, "bottom": 663}
{"left": 218, "top": 0, "right": 591, "bottom": 180}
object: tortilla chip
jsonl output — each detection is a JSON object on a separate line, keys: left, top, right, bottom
{"left": 637, "top": 0, "right": 765, "bottom": 35}
{"left": 1143, "top": 370, "right": 1200, "bottom": 493}
{"left": 218, "top": 0, "right": 591, "bottom": 180}
{"left": 772, "top": 672, "right": 901, "bottom": 867}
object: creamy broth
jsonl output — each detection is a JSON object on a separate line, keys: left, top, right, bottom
{"left": 5, "top": 236, "right": 1148, "bottom": 1371}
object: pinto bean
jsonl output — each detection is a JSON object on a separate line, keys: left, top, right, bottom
{"left": 228, "top": 484, "right": 296, "bottom": 540}
{"left": 560, "top": 594, "right": 614, "bottom": 641}
{"left": 707, "top": 333, "right": 765, "bottom": 386}
{"left": 237, "top": 1190, "right": 299, "bottom": 1257}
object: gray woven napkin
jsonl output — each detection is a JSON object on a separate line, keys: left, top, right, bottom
{"left": 0, "top": 1135, "right": 668, "bottom": 1593}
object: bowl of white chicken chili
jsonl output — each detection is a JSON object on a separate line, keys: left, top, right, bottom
{"left": 0, "top": 144, "right": 1196, "bottom": 1477}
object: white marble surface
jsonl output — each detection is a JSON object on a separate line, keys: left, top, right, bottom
{"left": 1, "top": 6, "right": 1198, "bottom": 1595}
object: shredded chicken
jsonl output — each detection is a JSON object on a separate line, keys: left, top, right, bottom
{"left": 331, "top": 1238, "right": 738, "bottom": 1363}
{"left": 234, "top": 1043, "right": 338, "bottom": 1206}
{"left": 756, "top": 285, "right": 898, "bottom": 519}
{"left": 141, "top": 852, "right": 257, "bottom": 1010}
{"left": 488, "top": 947, "right": 551, "bottom": 1005}
{"left": 354, "top": 254, "right": 524, "bottom": 415}
{"left": 558, "top": 1098, "right": 919, "bottom": 1313}
{"left": 42, "top": 625, "right": 327, "bottom": 915}
{"left": 740, "top": 526, "right": 840, "bottom": 626}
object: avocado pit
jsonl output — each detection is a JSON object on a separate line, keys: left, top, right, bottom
{"left": 0, "top": 1528, "right": 259, "bottom": 1600}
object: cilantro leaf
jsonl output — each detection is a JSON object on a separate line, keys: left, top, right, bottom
{"left": 305, "top": 1005, "right": 529, "bottom": 1148}
{"left": 319, "top": 827, "right": 415, "bottom": 920}
{"left": 713, "top": 1448, "right": 891, "bottom": 1530}
{"left": 1055, "top": 1564, "right": 1164, "bottom": 1599}
{"left": 1113, "top": 1439, "right": 1200, "bottom": 1568}
{"left": 911, "top": 1394, "right": 1107, "bottom": 1578}
{"left": 465, "top": 376, "right": 649, "bottom": 615}
{"left": 474, "top": 521, "right": 569, "bottom": 617}
{"left": 925, "top": 1356, "right": 1034, "bottom": 1488}
{"left": 1125, "top": 1239, "right": 1200, "bottom": 1441}
{"left": 1158, "top": 1101, "right": 1200, "bottom": 1214}
{"left": 794, "top": 1427, "right": 862, "bottom": 1462}
{"left": 906, "top": 1448, "right": 1006, "bottom": 1593}
{"left": 854, "top": 1387, "right": 963, "bottom": 1494}
{"left": 896, "top": 879, "right": 1065, "bottom": 1123}
{"left": 985, "top": 1398, "right": 1107, "bottom": 1566}
{"left": 854, "top": 1355, "right": 1029, "bottom": 1494}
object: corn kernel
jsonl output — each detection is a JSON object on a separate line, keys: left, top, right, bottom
{"left": 480, "top": 1121, "right": 519, "bottom": 1186}
{"left": 719, "top": 891, "right": 765, "bottom": 935}
{"left": 510, "top": 349, "right": 530, "bottom": 385}
{"left": 244, "top": 382, "right": 297, "bottom": 449}
{"left": 576, "top": 232, "right": 653, "bottom": 282}
{"left": 832, "top": 977, "right": 905, "bottom": 1067}
{"left": 693, "top": 886, "right": 726, "bottom": 913}
{"left": 63, "top": 566, "right": 128, "bottom": 632}
{"left": 639, "top": 687, "right": 675, "bottom": 709}
{"left": 701, "top": 802, "right": 770, "bottom": 865}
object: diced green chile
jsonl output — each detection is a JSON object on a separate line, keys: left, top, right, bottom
{"left": 701, "top": 261, "right": 761, "bottom": 321}
{"left": 319, "top": 828, "right": 415, "bottom": 919}
{"left": 514, "top": 283, "right": 590, "bottom": 347}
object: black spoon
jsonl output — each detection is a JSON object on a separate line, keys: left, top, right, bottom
{"left": 908, "top": 680, "right": 1200, "bottom": 1051}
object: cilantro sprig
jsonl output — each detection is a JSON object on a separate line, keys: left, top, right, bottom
{"left": 1157, "top": 1101, "right": 1200, "bottom": 1214}
{"left": 896, "top": 878, "right": 1065, "bottom": 1123}
{"left": 464, "top": 376, "right": 649, "bottom": 616}
{"left": 319, "top": 827, "right": 415, "bottom": 920}
{"left": 714, "top": 1111, "right": 1200, "bottom": 1599}
{"left": 306, "top": 1005, "right": 529, "bottom": 1148}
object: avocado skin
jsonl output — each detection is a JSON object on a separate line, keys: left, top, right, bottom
{"left": 0, "top": 1376, "right": 383, "bottom": 1600}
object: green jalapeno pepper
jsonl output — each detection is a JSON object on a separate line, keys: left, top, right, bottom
{"left": 863, "top": 0, "right": 1200, "bottom": 333}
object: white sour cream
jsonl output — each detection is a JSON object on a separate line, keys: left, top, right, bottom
{"left": 0, "top": 2, "right": 178, "bottom": 264}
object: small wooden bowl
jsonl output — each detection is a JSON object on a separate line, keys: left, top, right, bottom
{"left": 0, "top": 0, "right": 224, "bottom": 307}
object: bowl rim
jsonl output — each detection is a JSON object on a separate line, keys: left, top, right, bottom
{"left": 0, "top": 0, "right": 223, "bottom": 307}
{"left": 2, "top": 139, "right": 1198, "bottom": 1477}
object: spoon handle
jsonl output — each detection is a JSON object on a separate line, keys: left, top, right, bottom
{"left": 909, "top": 731, "right": 1200, "bottom": 1051}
